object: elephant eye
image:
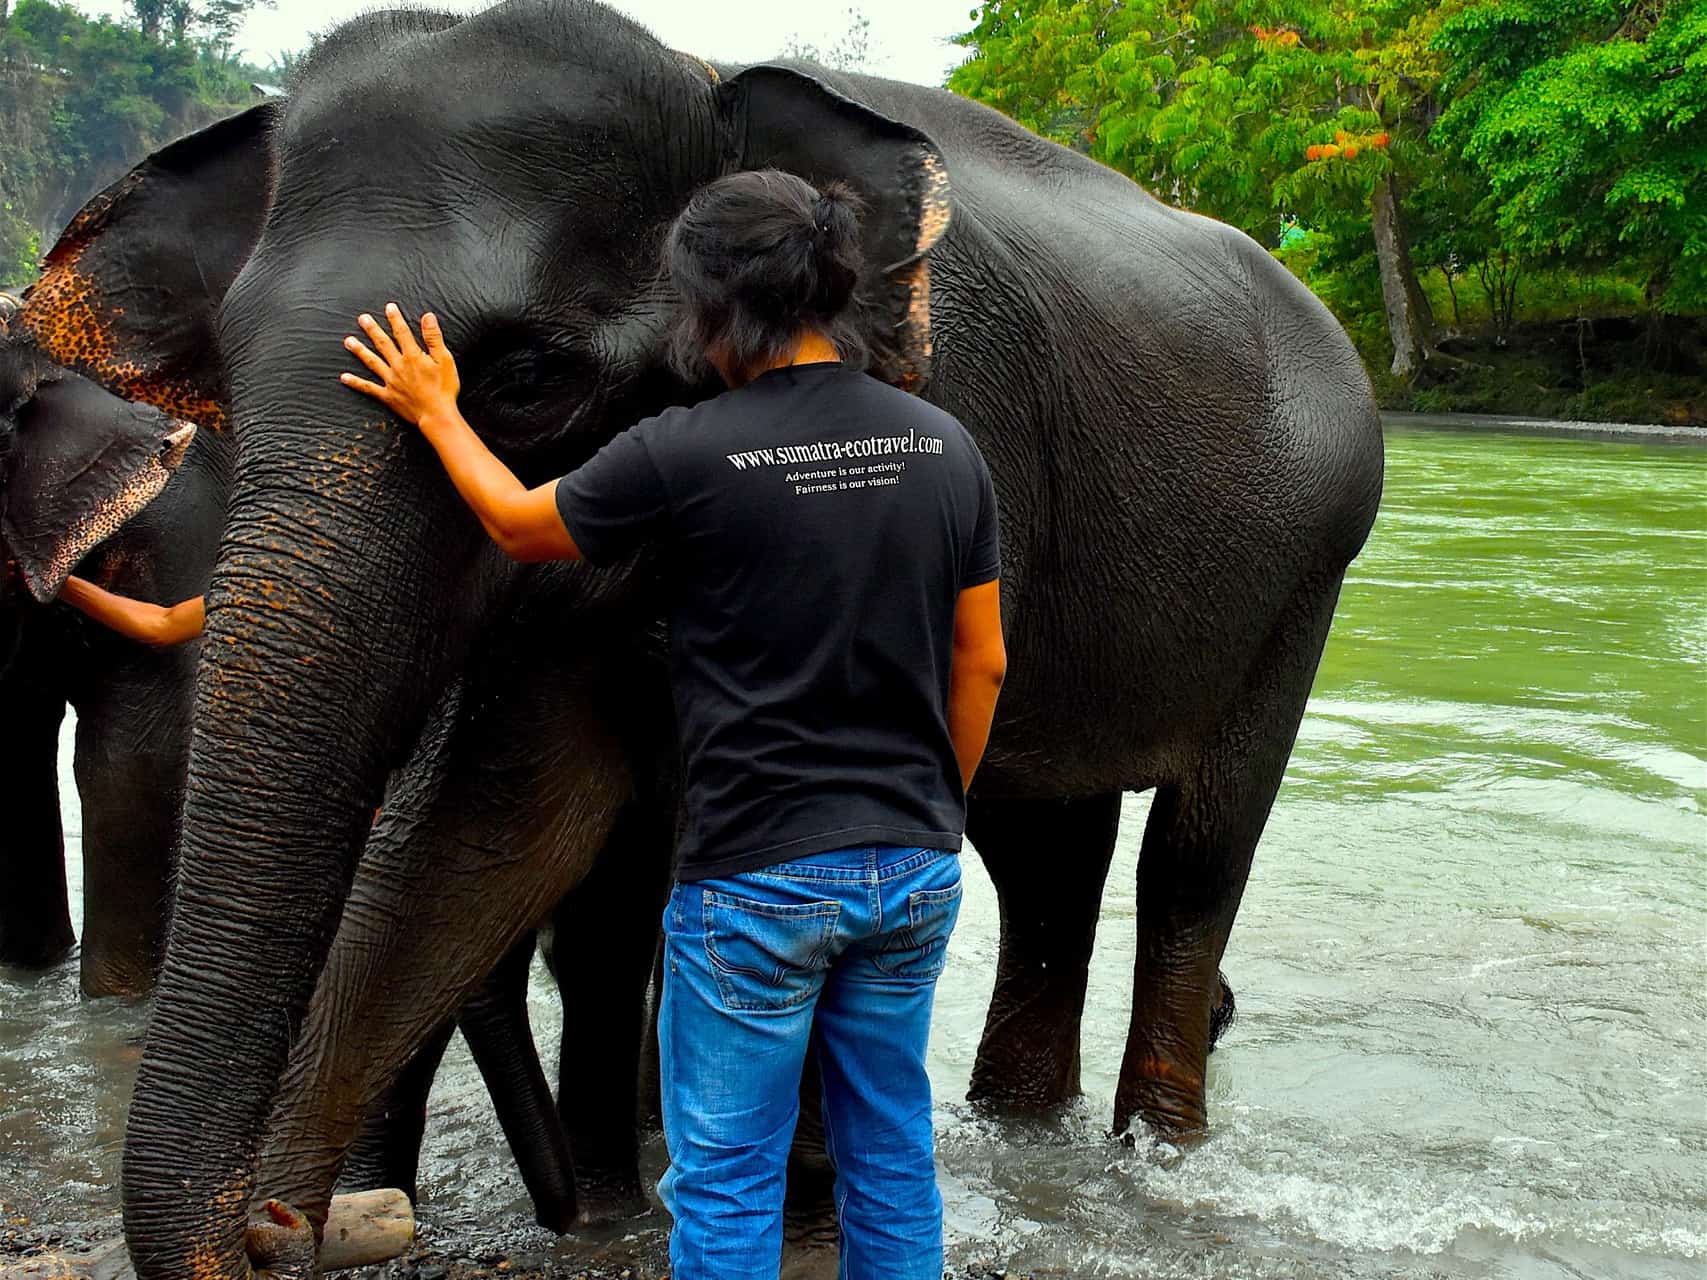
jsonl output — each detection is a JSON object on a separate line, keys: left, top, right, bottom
{"left": 456, "top": 324, "right": 595, "bottom": 440}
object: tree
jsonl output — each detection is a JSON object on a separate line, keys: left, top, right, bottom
{"left": 127, "top": 0, "right": 272, "bottom": 53}
{"left": 951, "top": 2, "right": 1465, "bottom": 377}
{"left": 782, "top": 5, "right": 874, "bottom": 72}
{"left": 127, "top": 0, "right": 167, "bottom": 40}
{"left": 1434, "top": 0, "right": 1706, "bottom": 320}
{"left": 194, "top": 0, "right": 257, "bottom": 63}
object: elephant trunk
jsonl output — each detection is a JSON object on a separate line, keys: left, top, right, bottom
{"left": 120, "top": 392, "right": 491, "bottom": 1280}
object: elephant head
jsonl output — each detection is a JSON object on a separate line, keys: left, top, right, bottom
{"left": 27, "top": 5, "right": 948, "bottom": 1276}
{"left": 0, "top": 316, "right": 195, "bottom": 624}
{"left": 2, "top": 96, "right": 271, "bottom": 623}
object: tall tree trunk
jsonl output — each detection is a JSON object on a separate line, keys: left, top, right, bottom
{"left": 133, "top": 1, "right": 164, "bottom": 42}
{"left": 1371, "top": 172, "right": 1436, "bottom": 379}
{"left": 1, "top": 1, "right": 11, "bottom": 28}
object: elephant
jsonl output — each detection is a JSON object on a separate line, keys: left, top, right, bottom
{"left": 7, "top": 293, "right": 657, "bottom": 1226}
{"left": 21, "top": 2, "right": 1383, "bottom": 1275}
{"left": 15, "top": 238, "right": 635, "bottom": 1235}
{"left": 0, "top": 306, "right": 199, "bottom": 972}
{"left": 0, "top": 414, "right": 228, "bottom": 993}
{"left": 8, "top": 271, "right": 637, "bottom": 1227}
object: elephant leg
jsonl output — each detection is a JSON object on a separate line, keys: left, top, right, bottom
{"left": 0, "top": 668, "right": 73, "bottom": 968}
{"left": 337, "top": 1018, "right": 455, "bottom": 1203}
{"left": 459, "top": 932, "right": 579, "bottom": 1234}
{"left": 254, "top": 659, "right": 632, "bottom": 1241}
{"left": 541, "top": 799, "right": 672, "bottom": 1225}
{"left": 70, "top": 657, "right": 190, "bottom": 996}
{"left": 966, "top": 792, "right": 1122, "bottom": 1111}
{"left": 1115, "top": 578, "right": 1344, "bottom": 1139}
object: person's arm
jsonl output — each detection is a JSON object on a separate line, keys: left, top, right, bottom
{"left": 340, "top": 304, "right": 581, "bottom": 563}
{"left": 58, "top": 576, "right": 205, "bottom": 647}
{"left": 948, "top": 578, "right": 1005, "bottom": 791}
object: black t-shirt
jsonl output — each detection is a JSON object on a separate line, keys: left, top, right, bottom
{"left": 556, "top": 362, "right": 1001, "bottom": 881}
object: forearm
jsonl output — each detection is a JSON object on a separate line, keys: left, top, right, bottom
{"left": 59, "top": 577, "right": 204, "bottom": 646}
{"left": 413, "top": 408, "right": 578, "bottom": 562}
{"left": 947, "top": 662, "right": 1004, "bottom": 792}
{"left": 417, "top": 408, "right": 529, "bottom": 542}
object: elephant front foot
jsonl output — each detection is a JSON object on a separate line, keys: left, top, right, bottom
{"left": 1113, "top": 1055, "right": 1210, "bottom": 1147}
{"left": 0, "top": 919, "right": 76, "bottom": 970}
{"left": 245, "top": 1200, "right": 318, "bottom": 1280}
{"left": 78, "top": 951, "right": 160, "bottom": 1000}
{"left": 966, "top": 999, "right": 1084, "bottom": 1114}
{"left": 571, "top": 1175, "right": 651, "bottom": 1230}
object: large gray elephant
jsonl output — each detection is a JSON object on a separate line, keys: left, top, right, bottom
{"left": 10, "top": 186, "right": 638, "bottom": 1227}
{"left": 23, "top": 3, "right": 1382, "bottom": 1275}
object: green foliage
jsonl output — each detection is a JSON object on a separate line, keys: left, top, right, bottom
{"left": 952, "top": 1, "right": 1704, "bottom": 413}
{"left": 0, "top": 0, "right": 270, "bottom": 286}
{"left": 1433, "top": 0, "right": 1706, "bottom": 313}
{"left": 951, "top": 2, "right": 1468, "bottom": 378}
{"left": 950, "top": 2, "right": 1449, "bottom": 244}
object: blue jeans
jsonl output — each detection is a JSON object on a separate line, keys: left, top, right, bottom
{"left": 657, "top": 844, "right": 963, "bottom": 1280}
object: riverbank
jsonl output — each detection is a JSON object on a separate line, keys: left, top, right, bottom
{"left": 1367, "top": 315, "right": 1705, "bottom": 427}
{"left": 1382, "top": 410, "right": 1706, "bottom": 444}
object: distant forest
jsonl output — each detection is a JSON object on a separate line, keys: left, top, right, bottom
{"left": 0, "top": 1, "right": 275, "bottom": 282}
{"left": 951, "top": 1, "right": 1704, "bottom": 423}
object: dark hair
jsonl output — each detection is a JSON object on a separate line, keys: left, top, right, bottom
{"left": 664, "top": 169, "right": 868, "bottom": 382}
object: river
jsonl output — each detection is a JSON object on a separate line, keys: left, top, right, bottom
{"left": 3, "top": 419, "right": 1704, "bottom": 1278}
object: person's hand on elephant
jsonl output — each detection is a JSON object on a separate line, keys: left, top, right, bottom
{"left": 339, "top": 303, "right": 581, "bottom": 563}
{"left": 341, "top": 303, "right": 461, "bottom": 432}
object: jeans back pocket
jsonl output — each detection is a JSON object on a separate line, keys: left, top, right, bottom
{"left": 874, "top": 880, "right": 963, "bottom": 981}
{"left": 703, "top": 890, "right": 841, "bottom": 1012}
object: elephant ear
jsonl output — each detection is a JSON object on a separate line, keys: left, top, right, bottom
{"left": 721, "top": 66, "right": 951, "bottom": 392}
{"left": 21, "top": 101, "right": 280, "bottom": 433}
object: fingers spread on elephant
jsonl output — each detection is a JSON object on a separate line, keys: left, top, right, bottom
{"left": 344, "top": 335, "right": 391, "bottom": 380}
{"left": 384, "top": 302, "right": 423, "bottom": 357}
{"left": 357, "top": 311, "right": 401, "bottom": 365}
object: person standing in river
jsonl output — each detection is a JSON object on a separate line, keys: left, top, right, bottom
{"left": 332, "top": 170, "right": 1006, "bottom": 1280}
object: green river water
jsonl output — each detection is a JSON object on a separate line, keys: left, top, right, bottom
{"left": 3, "top": 420, "right": 1704, "bottom": 1278}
